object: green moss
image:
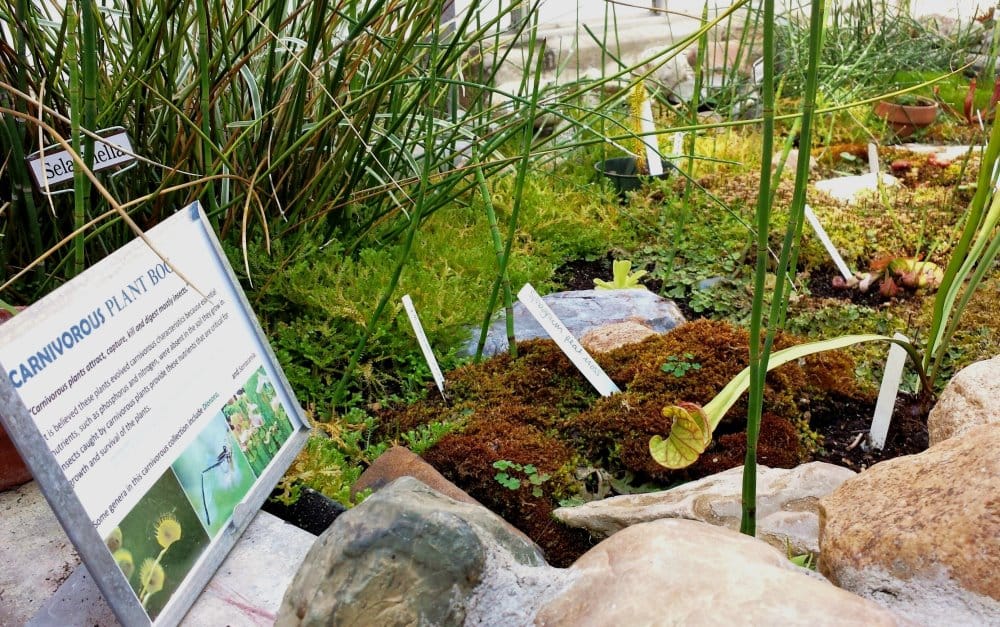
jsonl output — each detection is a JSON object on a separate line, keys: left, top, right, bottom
{"left": 381, "top": 319, "right": 865, "bottom": 564}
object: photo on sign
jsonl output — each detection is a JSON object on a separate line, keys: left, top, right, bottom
{"left": 170, "top": 412, "right": 256, "bottom": 537}
{"left": 222, "top": 367, "right": 295, "bottom": 477}
{"left": 103, "top": 470, "right": 210, "bottom": 621}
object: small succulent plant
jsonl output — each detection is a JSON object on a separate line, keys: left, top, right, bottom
{"left": 594, "top": 260, "right": 648, "bottom": 290}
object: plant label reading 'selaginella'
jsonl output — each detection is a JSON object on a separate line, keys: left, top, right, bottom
{"left": 0, "top": 203, "right": 305, "bottom": 624}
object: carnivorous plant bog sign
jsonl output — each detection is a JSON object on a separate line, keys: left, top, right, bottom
{"left": 0, "top": 202, "right": 308, "bottom": 626}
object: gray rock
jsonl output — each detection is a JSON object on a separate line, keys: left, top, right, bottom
{"left": 350, "top": 446, "right": 538, "bottom": 547}
{"left": 927, "top": 354, "right": 1000, "bottom": 445}
{"left": 536, "top": 519, "right": 907, "bottom": 626}
{"left": 277, "top": 477, "right": 563, "bottom": 627}
{"left": 966, "top": 52, "right": 1000, "bottom": 75}
{"left": 695, "top": 276, "right": 724, "bottom": 290}
{"left": 773, "top": 148, "right": 817, "bottom": 178}
{"left": 553, "top": 462, "right": 855, "bottom": 555}
{"left": 462, "top": 289, "right": 685, "bottom": 357}
{"left": 920, "top": 14, "right": 985, "bottom": 43}
{"left": 633, "top": 48, "right": 695, "bottom": 101}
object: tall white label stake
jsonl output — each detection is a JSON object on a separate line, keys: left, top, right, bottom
{"left": 639, "top": 97, "right": 664, "bottom": 176}
{"left": 867, "top": 142, "right": 880, "bottom": 176}
{"left": 752, "top": 58, "right": 765, "bottom": 85}
{"left": 671, "top": 132, "right": 685, "bottom": 158}
{"left": 516, "top": 284, "right": 621, "bottom": 397}
{"left": 804, "top": 205, "right": 854, "bottom": 280}
{"left": 401, "top": 295, "right": 446, "bottom": 399}
{"left": 870, "top": 333, "right": 910, "bottom": 449}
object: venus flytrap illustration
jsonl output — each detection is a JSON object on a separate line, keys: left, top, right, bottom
{"left": 104, "top": 472, "right": 211, "bottom": 620}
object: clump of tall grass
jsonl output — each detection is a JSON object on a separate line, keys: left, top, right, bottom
{"left": 0, "top": 0, "right": 552, "bottom": 300}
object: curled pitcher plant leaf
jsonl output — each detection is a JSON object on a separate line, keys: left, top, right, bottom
{"left": 650, "top": 334, "right": 927, "bottom": 469}
{"left": 649, "top": 402, "right": 711, "bottom": 468}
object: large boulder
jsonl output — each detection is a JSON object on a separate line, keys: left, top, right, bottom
{"left": 536, "top": 519, "right": 906, "bottom": 626}
{"left": 280, "top": 479, "right": 912, "bottom": 626}
{"left": 276, "top": 477, "right": 560, "bottom": 627}
{"left": 350, "top": 445, "right": 537, "bottom": 547}
{"left": 927, "top": 355, "right": 1000, "bottom": 445}
{"left": 819, "top": 424, "right": 1000, "bottom": 625}
{"left": 462, "top": 289, "right": 685, "bottom": 357}
{"left": 553, "top": 462, "right": 854, "bottom": 555}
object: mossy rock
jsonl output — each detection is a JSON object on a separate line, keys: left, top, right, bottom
{"left": 381, "top": 319, "right": 868, "bottom": 565}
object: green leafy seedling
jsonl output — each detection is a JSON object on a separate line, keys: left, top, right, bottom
{"left": 594, "top": 260, "right": 648, "bottom": 290}
{"left": 493, "top": 460, "right": 522, "bottom": 490}
{"left": 660, "top": 353, "right": 702, "bottom": 378}
{"left": 492, "top": 460, "right": 549, "bottom": 496}
{"left": 524, "top": 464, "right": 551, "bottom": 497}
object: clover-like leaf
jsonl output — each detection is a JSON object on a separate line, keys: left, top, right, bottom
{"left": 649, "top": 402, "right": 712, "bottom": 469}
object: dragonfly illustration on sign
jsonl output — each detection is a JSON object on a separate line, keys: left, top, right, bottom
{"left": 199, "top": 443, "right": 234, "bottom": 526}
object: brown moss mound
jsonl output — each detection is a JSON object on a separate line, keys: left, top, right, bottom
{"left": 570, "top": 320, "right": 861, "bottom": 481}
{"left": 421, "top": 412, "right": 593, "bottom": 567}
{"left": 381, "top": 319, "right": 868, "bottom": 565}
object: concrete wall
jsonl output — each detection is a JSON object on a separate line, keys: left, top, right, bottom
{"left": 454, "top": 0, "right": 998, "bottom": 27}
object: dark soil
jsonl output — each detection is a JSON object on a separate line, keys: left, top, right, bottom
{"left": 805, "top": 266, "right": 920, "bottom": 307}
{"left": 549, "top": 254, "right": 931, "bottom": 476}
{"left": 809, "top": 392, "right": 929, "bottom": 472}
{"left": 262, "top": 487, "right": 345, "bottom": 535}
{"left": 552, "top": 253, "right": 665, "bottom": 295}
{"left": 551, "top": 254, "right": 614, "bottom": 291}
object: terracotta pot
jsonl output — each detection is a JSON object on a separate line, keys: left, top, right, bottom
{"left": 874, "top": 99, "right": 938, "bottom": 138}
{"left": 0, "top": 306, "right": 31, "bottom": 491}
{"left": 0, "top": 425, "right": 32, "bottom": 491}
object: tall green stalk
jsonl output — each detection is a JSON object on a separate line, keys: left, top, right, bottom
{"left": 68, "top": 3, "right": 87, "bottom": 277}
{"left": 662, "top": 3, "right": 708, "bottom": 280}
{"left": 477, "top": 9, "right": 545, "bottom": 363}
{"left": 741, "top": 0, "right": 826, "bottom": 536}
{"left": 196, "top": 0, "right": 218, "bottom": 220}
{"left": 740, "top": 0, "right": 776, "bottom": 537}
{"left": 474, "top": 164, "right": 516, "bottom": 360}
{"left": 925, "top": 117, "right": 1000, "bottom": 386}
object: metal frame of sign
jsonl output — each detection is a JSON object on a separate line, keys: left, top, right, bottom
{"left": 0, "top": 202, "right": 309, "bottom": 626}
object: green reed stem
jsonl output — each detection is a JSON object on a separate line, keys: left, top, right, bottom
{"left": 478, "top": 10, "right": 545, "bottom": 363}
{"left": 474, "top": 164, "right": 516, "bottom": 360}
{"left": 68, "top": 3, "right": 87, "bottom": 277}
{"left": 742, "top": 0, "right": 826, "bottom": 536}
{"left": 741, "top": 0, "right": 777, "bottom": 537}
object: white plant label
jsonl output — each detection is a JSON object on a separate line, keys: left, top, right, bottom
{"left": 870, "top": 333, "right": 910, "bottom": 449}
{"left": 401, "top": 294, "right": 446, "bottom": 400}
{"left": 867, "top": 142, "right": 880, "bottom": 176}
{"left": 639, "top": 97, "right": 663, "bottom": 176}
{"left": 752, "top": 58, "right": 764, "bottom": 85}
{"left": 671, "top": 132, "right": 685, "bottom": 158}
{"left": 26, "top": 127, "right": 137, "bottom": 192}
{"left": 804, "top": 205, "right": 853, "bottom": 280}
{"left": 516, "top": 284, "right": 620, "bottom": 397}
